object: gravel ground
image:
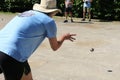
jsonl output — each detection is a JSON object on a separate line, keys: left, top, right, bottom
{"left": 0, "top": 13, "right": 120, "bottom": 80}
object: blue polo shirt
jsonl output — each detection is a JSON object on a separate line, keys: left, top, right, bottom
{"left": 0, "top": 10, "right": 57, "bottom": 62}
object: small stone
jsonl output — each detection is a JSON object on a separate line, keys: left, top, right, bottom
{"left": 107, "top": 70, "right": 112, "bottom": 72}
{"left": 90, "top": 48, "right": 94, "bottom": 52}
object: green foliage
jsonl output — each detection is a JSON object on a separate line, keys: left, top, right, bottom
{"left": 73, "top": 0, "right": 83, "bottom": 17}
{"left": 57, "top": 0, "right": 120, "bottom": 20}
{"left": 0, "top": 0, "right": 40, "bottom": 12}
{"left": 0, "top": 0, "right": 120, "bottom": 20}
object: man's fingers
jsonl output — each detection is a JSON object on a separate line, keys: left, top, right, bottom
{"left": 69, "top": 37, "right": 76, "bottom": 42}
{"left": 70, "top": 34, "right": 76, "bottom": 36}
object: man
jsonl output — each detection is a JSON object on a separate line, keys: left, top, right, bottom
{"left": 0, "top": 0, "right": 76, "bottom": 80}
{"left": 82, "top": 0, "right": 93, "bottom": 21}
{"left": 64, "top": 0, "right": 74, "bottom": 23}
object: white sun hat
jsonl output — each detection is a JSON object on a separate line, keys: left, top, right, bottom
{"left": 33, "top": 0, "right": 61, "bottom": 13}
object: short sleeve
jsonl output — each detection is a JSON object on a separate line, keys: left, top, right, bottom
{"left": 45, "top": 20, "right": 57, "bottom": 38}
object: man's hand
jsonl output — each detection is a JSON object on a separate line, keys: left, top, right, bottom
{"left": 63, "top": 33, "right": 76, "bottom": 42}
{"left": 49, "top": 33, "right": 76, "bottom": 51}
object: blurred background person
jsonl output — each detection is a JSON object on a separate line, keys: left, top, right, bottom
{"left": 64, "top": 0, "right": 74, "bottom": 23}
{"left": 82, "top": 0, "right": 93, "bottom": 21}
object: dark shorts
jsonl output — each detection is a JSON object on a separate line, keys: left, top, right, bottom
{"left": 0, "top": 51, "right": 31, "bottom": 80}
{"left": 65, "top": 7, "right": 72, "bottom": 13}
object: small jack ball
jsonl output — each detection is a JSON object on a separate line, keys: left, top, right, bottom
{"left": 90, "top": 48, "right": 94, "bottom": 52}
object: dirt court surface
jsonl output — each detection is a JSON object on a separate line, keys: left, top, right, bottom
{"left": 0, "top": 13, "right": 120, "bottom": 80}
